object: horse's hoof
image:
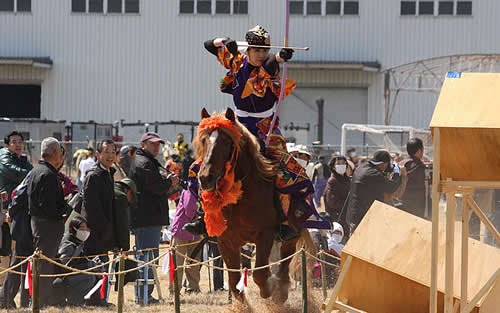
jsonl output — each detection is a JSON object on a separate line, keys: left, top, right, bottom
{"left": 260, "top": 275, "right": 279, "bottom": 298}
{"left": 272, "top": 280, "right": 290, "bottom": 304}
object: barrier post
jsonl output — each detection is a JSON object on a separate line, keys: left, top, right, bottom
{"left": 320, "top": 251, "right": 327, "bottom": 300}
{"left": 143, "top": 251, "right": 149, "bottom": 305}
{"left": 32, "top": 251, "right": 40, "bottom": 313}
{"left": 172, "top": 249, "right": 181, "bottom": 313}
{"left": 301, "top": 248, "right": 308, "bottom": 313}
{"left": 117, "top": 253, "right": 125, "bottom": 313}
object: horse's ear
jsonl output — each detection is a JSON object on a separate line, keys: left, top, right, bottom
{"left": 201, "top": 108, "right": 210, "bottom": 120}
{"left": 225, "top": 107, "right": 236, "bottom": 122}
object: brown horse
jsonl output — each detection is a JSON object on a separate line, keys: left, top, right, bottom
{"left": 195, "top": 107, "right": 314, "bottom": 303}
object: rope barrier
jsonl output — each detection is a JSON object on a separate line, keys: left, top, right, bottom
{"left": 174, "top": 248, "right": 303, "bottom": 272}
{"left": 304, "top": 250, "right": 340, "bottom": 269}
{"left": 0, "top": 256, "right": 31, "bottom": 276}
{"left": 0, "top": 243, "right": 322, "bottom": 280}
{"left": 318, "top": 250, "right": 342, "bottom": 262}
{"left": 39, "top": 254, "right": 116, "bottom": 277}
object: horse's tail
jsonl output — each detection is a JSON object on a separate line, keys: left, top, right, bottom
{"left": 289, "top": 228, "right": 318, "bottom": 282}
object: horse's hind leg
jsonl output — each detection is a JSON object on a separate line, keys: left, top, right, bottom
{"left": 253, "top": 231, "right": 277, "bottom": 299}
{"left": 273, "top": 236, "right": 300, "bottom": 303}
{"left": 218, "top": 238, "right": 245, "bottom": 302}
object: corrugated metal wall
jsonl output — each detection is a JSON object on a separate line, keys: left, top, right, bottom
{"left": 1, "top": 0, "right": 499, "bottom": 135}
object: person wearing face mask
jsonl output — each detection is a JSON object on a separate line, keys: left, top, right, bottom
{"left": 345, "top": 150, "right": 407, "bottom": 236}
{"left": 327, "top": 222, "right": 345, "bottom": 258}
{"left": 323, "top": 155, "right": 351, "bottom": 232}
{"left": 53, "top": 215, "right": 96, "bottom": 306}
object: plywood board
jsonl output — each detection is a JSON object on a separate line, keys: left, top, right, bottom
{"left": 479, "top": 276, "right": 500, "bottom": 313}
{"left": 337, "top": 255, "right": 479, "bottom": 313}
{"left": 341, "top": 201, "right": 500, "bottom": 307}
{"left": 430, "top": 72, "right": 500, "bottom": 128}
{"left": 437, "top": 127, "right": 500, "bottom": 181}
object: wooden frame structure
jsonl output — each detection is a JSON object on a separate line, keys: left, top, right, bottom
{"left": 429, "top": 72, "right": 500, "bottom": 313}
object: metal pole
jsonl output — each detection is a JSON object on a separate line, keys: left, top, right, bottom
{"left": 320, "top": 252, "right": 327, "bottom": 300}
{"left": 143, "top": 251, "right": 149, "bottom": 305}
{"left": 340, "top": 124, "right": 347, "bottom": 156}
{"left": 117, "top": 253, "right": 125, "bottom": 313}
{"left": 32, "top": 251, "right": 40, "bottom": 313}
{"left": 316, "top": 98, "right": 324, "bottom": 145}
{"left": 301, "top": 248, "right": 308, "bottom": 313}
{"left": 384, "top": 72, "right": 391, "bottom": 125}
{"left": 172, "top": 249, "right": 181, "bottom": 313}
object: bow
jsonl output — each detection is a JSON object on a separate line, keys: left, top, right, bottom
{"left": 264, "top": 0, "right": 290, "bottom": 147}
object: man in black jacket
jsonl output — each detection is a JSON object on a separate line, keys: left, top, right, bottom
{"left": 81, "top": 139, "right": 116, "bottom": 306}
{"left": 27, "top": 137, "right": 66, "bottom": 307}
{"left": 129, "top": 132, "right": 179, "bottom": 304}
{"left": 346, "top": 150, "right": 406, "bottom": 235}
{"left": 400, "top": 138, "right": 427, "bottom": 218}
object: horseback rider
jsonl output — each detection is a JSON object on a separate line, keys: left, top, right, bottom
{"left": 184, "top": 25, "right": 317, "bottom": 241}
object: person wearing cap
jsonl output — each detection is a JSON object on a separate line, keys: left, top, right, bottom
{"left": 129, "top": 132, "right": 179, "bottom": 304}
{"left": 173, "top": 133, "right": 188, "bottom": 159}
{"left": 113, "top": 178, "right": 136, "bottom": 252}
{"left": 119, "top": 145, "right": 137, "bottom": 177}
{"left": 399, "top": 138, "right": 427, "bottom": 218}
{"left": 199, "top": 27, "right": 318, "bottom": 241}
{"left": 345, "top": 149, "right": 407, "bottom": 235}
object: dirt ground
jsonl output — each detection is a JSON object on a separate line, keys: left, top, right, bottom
{"left": 4, "top": 208, "right": 332, "bottom": 313}
{"left": 5, "top": 248, "right": 328, "bottom": 313}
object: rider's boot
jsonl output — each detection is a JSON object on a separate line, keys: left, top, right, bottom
{"left": 183, "top": 210, "right": 208, "bottom": 237}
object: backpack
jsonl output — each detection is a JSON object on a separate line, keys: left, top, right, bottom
{"left": 8, "top": 172, "right": 33, "bottom": 243}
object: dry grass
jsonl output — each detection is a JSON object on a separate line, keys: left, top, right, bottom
{"left": 5, "top": 223, "right": 330, "bottom": 313}
{"left": 6, "top": 266, "right": 326, "bottom": 313}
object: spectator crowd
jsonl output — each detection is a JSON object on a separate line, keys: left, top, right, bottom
{"left": 3, "top": 127, "right": 494, "bottom": 310}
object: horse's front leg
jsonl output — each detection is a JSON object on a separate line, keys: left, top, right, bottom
{"left": 273, "top": 236, "right": 300, "bottom": 303}
{"left": 253, "top": 230, "right": 276, "bottom": 298}
{"left": 218, "top": 237, "right": 245, "bottom": 301}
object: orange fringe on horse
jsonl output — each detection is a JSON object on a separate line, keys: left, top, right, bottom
{"left": 197, "top": 115, "right": 243, "bottom": 236}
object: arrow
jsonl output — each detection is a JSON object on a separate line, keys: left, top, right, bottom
{"left": 236, "top": 41, "right": 310, "bottom": 51}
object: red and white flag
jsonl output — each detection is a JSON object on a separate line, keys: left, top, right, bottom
{"left": 100, "top": 274, "right": 108, "bottom": 299}
{"left": 169, "top": 251, "right": 175, "bottom": 284}
{"left": 24, "top": 258, "right": 32, "bottom": 296}
{"left": 236, "top": 267, "right": 248, "bottom": 293}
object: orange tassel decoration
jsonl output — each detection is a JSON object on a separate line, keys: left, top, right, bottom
{"left": 198, "top": 115, "right": 243, "bottom": 236}
{"left": 201, "top": 161, "right": 243, "bottom": 236}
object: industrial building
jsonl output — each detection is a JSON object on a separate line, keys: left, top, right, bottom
{"left": 0, "top": 0, "right": 496, "bottom": 145}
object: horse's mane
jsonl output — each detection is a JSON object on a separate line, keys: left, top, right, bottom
{"left": 194, "top": 112, "right": 276, "bottom": 182}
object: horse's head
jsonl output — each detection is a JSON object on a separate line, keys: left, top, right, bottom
{"left": 197, "top": 108, "right": 240, "bottom": 191}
